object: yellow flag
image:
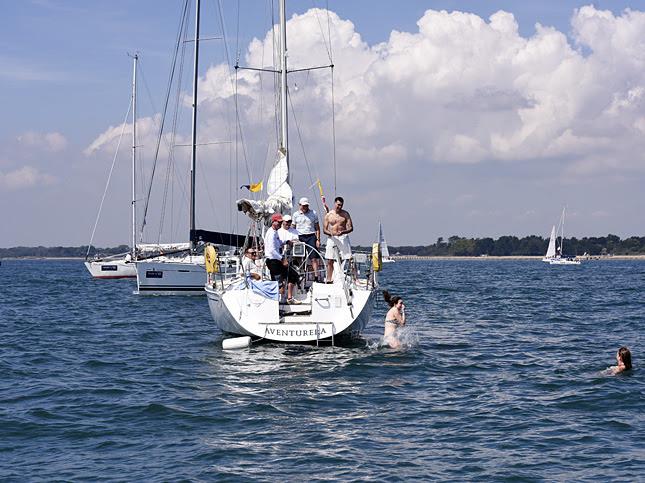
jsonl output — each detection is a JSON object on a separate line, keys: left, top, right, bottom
{"left": 249, "top": 181, "right": 263, "bottom": 193}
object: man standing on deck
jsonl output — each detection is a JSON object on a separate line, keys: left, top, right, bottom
{"left": 292, "top": 197, "right": 322, "bottom": 282}
{"left": 323, "top": 196, "right": 353, "bottom": 283}
{"left": 264, "top": 213, "right": 298, "bottom": 303}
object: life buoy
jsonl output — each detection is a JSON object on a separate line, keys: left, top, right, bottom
{"left": 372, "top": 242, "right": 382, "bottom": 272}
{"left": 204, "top": 245, "right": 219, "bottom": 273}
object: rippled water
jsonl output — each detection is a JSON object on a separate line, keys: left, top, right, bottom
{"left": 1, "top": 259, "right": 643, "bottom": 481}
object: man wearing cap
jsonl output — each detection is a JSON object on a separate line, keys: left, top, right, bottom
{"left": 264, "top": 213, "right": 299, "bottom": 303}
{"left": 292, "top": 197, "right": 322, "bottom": 282}
{"left": 278, "top": 215, "right": 299, "bottom": 243}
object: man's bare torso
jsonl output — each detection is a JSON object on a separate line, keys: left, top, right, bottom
{"left": 325, "top": 209, "right": 352, "bottom": 236}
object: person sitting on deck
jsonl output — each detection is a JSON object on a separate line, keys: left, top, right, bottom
{"left": 241, "top": 247, "right": 262, "bottom": 281}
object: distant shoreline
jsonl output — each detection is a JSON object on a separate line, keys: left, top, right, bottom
{"left": 3, "top": 255, "right": 645, "bottom": 261}
{"left": 389, "top": 255, "right": 645, "bottom": 261}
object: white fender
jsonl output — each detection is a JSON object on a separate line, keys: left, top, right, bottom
{"left": 222, "top": 336, "right": 251, "bottom": 350}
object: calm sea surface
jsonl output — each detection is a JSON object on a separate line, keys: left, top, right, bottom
{"left": 1, "top": 259, "right": 643, "bottom": 481}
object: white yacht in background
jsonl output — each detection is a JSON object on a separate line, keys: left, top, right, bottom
{"left": 379, "top": 221, "right": 395, "bottom": 263}
{"left": 85, "top": 54, "right": 141, "bottom": 280}
{"left": 542, "top": 225, "right": 557, "bottom": 263}
{"left": 543, "top": 208, "right": 581, "bottom": 265}
{"left": 134, "top": 3, "right": 239, "bottom": 295}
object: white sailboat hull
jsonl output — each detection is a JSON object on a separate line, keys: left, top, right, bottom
{"left": 85, "top": 259, "right": 137, "bottom": 279}
{"left": 205, "top": 280, "right": 376, "bottom": 343}
{"left": 135, "top": 255, "right": 206, "bottom": 295}
{"left": 548, "top": 257, "right": 581, "bottom": 265}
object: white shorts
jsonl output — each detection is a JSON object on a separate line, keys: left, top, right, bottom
{"left": 325, "top": 235, "right": 352, "bottom": 260}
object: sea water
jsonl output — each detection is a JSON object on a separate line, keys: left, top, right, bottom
{"left": 1, "top": 259, "right": 643, "bottom": 481}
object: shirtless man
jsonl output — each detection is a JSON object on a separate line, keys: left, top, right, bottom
{"left": 323, "top": 196, "right": 353, "bottom": 282}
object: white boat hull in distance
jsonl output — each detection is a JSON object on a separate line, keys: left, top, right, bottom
{"left": 135, "top": 255, "right": 206, "bottom": 295}
{"left": 85, "top": 259, "right": 136, "bottom": 279}
{"left": 548, "top": 257, "right": 581, "bottom": 265}
{"left": 382, "top": 257, "right": 395, "bottom": 263}
{"left": 205, "top": 275, "right": 376, "bottom": 343}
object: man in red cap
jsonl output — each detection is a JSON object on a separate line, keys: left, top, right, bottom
{"left": 263, "top": 213, "right": 299, "bottom": 303}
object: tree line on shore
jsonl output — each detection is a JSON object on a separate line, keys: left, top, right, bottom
{"left": 367, "top": 234, "right": 645, "bottom": 256}
{"left": 2, "top": 235, "right": 645, "bottom": 258}
{"left": 0, "top": 245, "right": 130, "bottom": 259}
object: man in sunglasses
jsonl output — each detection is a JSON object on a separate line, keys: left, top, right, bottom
{"left": 241, "top": 247, "right": 262, "bottom": 281}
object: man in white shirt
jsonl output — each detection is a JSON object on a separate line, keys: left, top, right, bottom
{"left": 278, "top": 215, "right": 299, "bottom": 243}
{"left": 292, "top": 197, "right": 322, "bottom": 282}
{"left": 263, "top": 213, "right": 299, "bottom": 303}
{"left": 241, "top": 247, "right": 262, "bottom": 280}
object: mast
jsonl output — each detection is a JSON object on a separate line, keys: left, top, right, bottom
{"left": 279, "top": 0, "right": 289, "bottom": 179}
{"left": 131, "top": 53, "right": 138, "bottom": 258}
{"left": 189, "top": 0, "right": 201, "bottom": 249}
{"left": 561, "top": 207, "right": 566, "bottom": 255}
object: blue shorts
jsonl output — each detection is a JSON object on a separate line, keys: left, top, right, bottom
{"left": 298, "top": 233, "right": 320, "bottom": 259}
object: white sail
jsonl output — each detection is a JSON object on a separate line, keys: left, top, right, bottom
{"left": 237, "top": 149, "right": 293, "bottom": 222}
{"left": 545, "top": 225, "right": 556, "bottom": 258}
{"left": 265, "top": 148, "right": 293, "bottom": 214}
{"left": 379, "top": 222, "right": 391, "bottom": 258}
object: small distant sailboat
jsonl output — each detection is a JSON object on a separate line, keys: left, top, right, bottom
{"left": 85, "top": 54, "right": 141, "bottom": 280}
{"left": 542, "top": 208, "right": 581, "bottom": 265}
{"left": 378, "top": 222, "right": 395, "bottom": 263}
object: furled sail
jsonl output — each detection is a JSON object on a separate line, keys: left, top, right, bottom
{"left": 237, "top": 148, "right": 293, "bottom": 223}
{"left": 545, "top": 226, "right": 557, "bottom": 258}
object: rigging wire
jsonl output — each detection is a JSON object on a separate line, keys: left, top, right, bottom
{"left": 311, "top": 0, "right": 333, "bottom": 63}
{"left": 215, "top": 0, "right": 245, "bottom": 235}
{"left": 139, "top": 0, "right": 191, "bottom": 242}
{"left": 86, "top": 100, "right": 132, "bottom": 258}
{"left": 159, "top": 3, "right": 192, "bottom": 244}
{"left": 325, "top": 0, "right": 337, "bottom": 196}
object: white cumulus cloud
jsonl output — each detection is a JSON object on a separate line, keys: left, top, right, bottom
{"left": 0, "top": 166, "right": 57, "bottom": 191}
{"left": 84, "top": 114, "right": 166, "bottom": 156}
{"left": 189, "top": 6, "right": 645, "bottom": 177}
{"left": 17, "top": 131, "right": 68, "bottom": 152}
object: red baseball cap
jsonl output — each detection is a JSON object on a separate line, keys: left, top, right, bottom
{"left": 271, "top": 213, "right": 283, "bottom": 223}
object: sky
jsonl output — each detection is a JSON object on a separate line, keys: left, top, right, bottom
{"left": 1, "top": 0, "right": 644, "bottom": 248}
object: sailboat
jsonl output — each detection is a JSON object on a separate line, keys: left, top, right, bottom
{"left": 543, "top": 208, "right": 581, "bottom": 265}
{"left": 542, "top": 225, "right": 557, "bottom": 263}
{"left": 84, "top": 54, "right": 141, "bottom": 280}
{"left": 133, "top": 4, "right": 239, "bottom": 295}
{"left": 204, "top": 0, "right": 380, "bottom": 343}
{"left": 379, "top": 222, "right": 395, "bottom": 263}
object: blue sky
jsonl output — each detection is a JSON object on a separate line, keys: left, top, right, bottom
{"left": 1, "top": 1, "right": 644, "bottom": 247}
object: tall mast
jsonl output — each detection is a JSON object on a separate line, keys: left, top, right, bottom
{"left": 189, "top": 0, "right": 201, "bottom": 249}
{"left": 131, "top": 53, "right": 138, "bottom": 257}
{"left": 561, "top": 207, "right": 566, "bottom": 254}
{"left": 279, "top": 0, "right": 289, "bottom": 179}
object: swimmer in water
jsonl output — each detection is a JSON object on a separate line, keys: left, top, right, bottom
{"left": 611, "top": 346, "right": 632, "bottom": 374}
{"left": 383, "top": 290, "right": 405, "bottom": 349}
